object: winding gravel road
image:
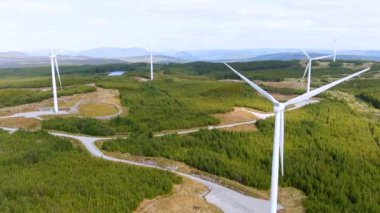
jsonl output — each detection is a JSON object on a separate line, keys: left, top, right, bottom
{"left": 1, "top": 128, "right": 277, "bottom": 213}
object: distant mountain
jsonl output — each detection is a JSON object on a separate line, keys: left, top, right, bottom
{"left": 2, "top": 48, "right": 380, "bottom": 68}
{"left": 186, "top": 49, "right": 300, "bottom": 61}
{"left": 122, "top": 55, "right": 188, "bottom": 63}
{"left": 241, "top": 52, "right": 380, "bottom": 62}
{"left": 0, "top": 52, "right": 124, "bottom": 68}
{"left": 173, "top": 51, "right": 198, "bottom": 61}
{"left": 77, "top": 47, "right": 149, "bottom": 58}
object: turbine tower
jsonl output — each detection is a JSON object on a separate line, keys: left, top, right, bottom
{"left": 49, "top": 51, "right": 63, "bottom": 113}
{"left": 150, "top": 50, "right": 154, "bottom": 80}
{"left": 225, "top": 62, "right": 370, "bottom": 213}
{"left": 301, "top": 42, "right": 337, "bottom": 93}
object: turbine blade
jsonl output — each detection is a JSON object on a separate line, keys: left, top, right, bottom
{"left": 54, "top": 57, "right": 63, "bottom": 90}
{"left": 301, "top": 48, "right": 311, "bottom": 59}
{"left": 224, "top": 63, "right": 279, "bottom": 104}
{"left": 280, "top": 110, "right": 284, "bottom": 176}
{"left": 302, "top": 61, "right": 310, "bottom": 81}
{"left": 285, "top": 67, "right": 371, "bottom": 106}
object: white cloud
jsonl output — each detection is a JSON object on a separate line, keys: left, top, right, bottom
{"left": 0, "top": 0, "right": 71, "bottom": 13}
{"left": 0, "top": 0, "right": 379, "bottom": 51}
{"left": 87, "top": 18, "right": 107, "bottom": 26}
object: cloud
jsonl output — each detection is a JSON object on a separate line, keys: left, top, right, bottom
{"left": 87, "top": 18, "right": 107, "bottom": 26}
{"left": 0, "top": 0, "right": 379, "bottom": 50}
{"left": 0, "top": 0, "right": 71, "bottom": 13}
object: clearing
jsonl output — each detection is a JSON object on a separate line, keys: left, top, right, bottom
{"left": 258, "top": 80, "right": 305, "bottom": 90}
{"left": 136, "top": 178, "right": 221, "bottom": 213}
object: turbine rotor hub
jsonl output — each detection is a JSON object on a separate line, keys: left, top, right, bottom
{"left": 274, "top": 103, "right": 285, "bottom": 113}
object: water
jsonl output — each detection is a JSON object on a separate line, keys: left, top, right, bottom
{"left": 108, "top": 71, "right": 125, "bottom": 76}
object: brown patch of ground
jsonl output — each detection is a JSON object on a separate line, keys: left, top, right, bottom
{"left": 0, "top": 99, "right": 52, "bottom": 117}
{"left": 0, "top": 87, "right": 125, "bottom": 118}
{"left": 213, "top": 107, "right": 257, "bottom": 125}
{"left": 373, "top": 71, "right": 380, "bottom": 78}
{"left": 259, "top": 81, "right": 305, "bottom": 90}
{"left": 221, "top": 124, "right": 257, "bottom": 132}
{"left": 218, "top": 79, "right": 244, "bottom": 83}
{"left": 278, "top": 187, "right": 306, "bottom": 213}
{"left": 0, "top": 117, "right": 40, "bottom": 129}
{"left": 272, "top": 93, "right": 298, "bottom": 102}
{"left": 135, "top": 178, "right": 221, "bottom": 213}
{"left": 79, "top": 103, "right": 119, "bottom": 117}
{"left": 343, "top": 62, "right": 373, "bottom": 70}
{"left": 132, "top": 76, "right": 149, "bottom": 82}
{"left": 315, "top": 61, "right": 329, "bottom": 69}
{"left": 76, "top": 87, "right": 125, "bottom": 118}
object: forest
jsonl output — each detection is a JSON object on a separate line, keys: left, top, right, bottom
{"left": 337, "top": 78, "right": 380, "bottom": 109}
{"left": 102, "top": 100, "right": 380, "bottom": 212}
{"left": 97, "top": 77, "right": 272, "bottom": 132}
{"left": 0, "top": 60, "right": 378, "bottom": 212}
{"left": 42, "top": 117, "right": 115, "bottom": 136}
{"left": 0, "top": 129, "right": 180, "bottom": 212}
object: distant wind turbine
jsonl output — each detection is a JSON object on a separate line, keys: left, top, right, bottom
{"left": 301, "top": 41, "right": 337, "bottom": 93}
{"left": 49, "top": 51, "right": 63, "bottom": 113}
{"left": 225, "top": 62, "right": 370, "bottom": 213}
{"left": 150, "top": 49, "right": 154, "bottom": 80}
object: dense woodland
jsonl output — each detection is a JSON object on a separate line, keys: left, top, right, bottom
{"left": 0, "top": 130, "right": 180, "bottom": 212}
{"left": 337, "top": 78, "right": 380, "bottom": 109}
{"left": 0, "top": 60, "right": 378, "bottom": 212}
{"left": 42, "top": 117, "right": 115, "bottom": 136}
{"left": 103, "top": 100, "right": 380, "bottom": 212}
{"left": 97, "top": 77, "right": 273, "bottom": 132}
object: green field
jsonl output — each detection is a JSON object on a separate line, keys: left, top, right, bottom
{"left": 0, "top": 130, "right": 180, "bottom": 212}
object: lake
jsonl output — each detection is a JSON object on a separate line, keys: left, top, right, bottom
{"left": 108, "top": 71, "right": 125, "bottom": 76}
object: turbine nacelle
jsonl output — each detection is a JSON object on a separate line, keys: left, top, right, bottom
{"left": 301, "top": 43, "right": 338, "bottom": 93}
{"left": 273, "top": 103, "right": 286, "bottom": 113}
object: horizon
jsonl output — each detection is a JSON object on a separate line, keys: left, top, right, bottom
{"left": 5, "top": 46, "right": 380, "bottom": 54}
{"left": 0, "top": 0, "right": 379, "bottom": 51}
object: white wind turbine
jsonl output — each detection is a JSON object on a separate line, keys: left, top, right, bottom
{"left": 224, "top": 62, "right": 370, "bottom": 213}
{"left": 150, "top": 50, "right": 154, "bottom": 80}
{"left": 49, "top": 51, "right": 63, "bottom": 113}
{"left": 301, "top": 42, "right": 337, "bottom": 93}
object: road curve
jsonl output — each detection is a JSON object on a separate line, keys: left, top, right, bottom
{"left": 1, "top": 127, "right": 278, "bottom": 213}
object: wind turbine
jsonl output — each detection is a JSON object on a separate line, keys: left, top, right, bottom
{"left": 49, "top": 51, "right": 63, "bottom": 113}
{"left": 150, "top": 49, "right": 154, "bottom": 80}
{"left": 301, "top": 42, "right": 337, "bottom": 93}
{"left": 224, "top": 62, "right": 370, "bottom": 213}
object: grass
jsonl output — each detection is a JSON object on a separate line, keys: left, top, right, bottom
{"left": 79, "top": 103, "right": 119, "bottom": 117}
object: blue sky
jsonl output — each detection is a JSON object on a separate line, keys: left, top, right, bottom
{"left": 0, "top": 0, "right": 379, "bottom": 51}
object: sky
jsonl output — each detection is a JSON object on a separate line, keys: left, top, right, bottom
{"left": 0, "top": 0, "right": 379, "bottom": 51}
